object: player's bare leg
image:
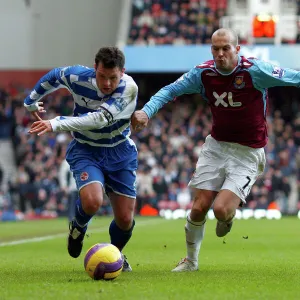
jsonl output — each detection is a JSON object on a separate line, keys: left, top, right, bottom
{"left": 213, "top": 189, "right": 241, "bottom": 237}
{"left": 109, "top": 193, "right": 136, "bottom": 272}
{"left": 172, "top": 189, "right": 217, "bottom": 272}
{"left": 68, "top": 183, "right": 103, "bottom": 258}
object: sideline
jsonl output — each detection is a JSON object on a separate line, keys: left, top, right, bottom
{"left": 0, "top": 218, "right": 166, "bottom": 247}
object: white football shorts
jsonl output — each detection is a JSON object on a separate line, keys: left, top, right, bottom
{"left": 189, "top": 135, "right": 266, "bottom": 202}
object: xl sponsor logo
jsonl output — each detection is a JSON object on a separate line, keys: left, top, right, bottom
{"left": 213, "top": 92, "right": 242, "bottom": 107}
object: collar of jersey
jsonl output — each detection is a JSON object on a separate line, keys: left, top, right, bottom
{"left": 214, "top": 56, "right": 241, "bottom": 76}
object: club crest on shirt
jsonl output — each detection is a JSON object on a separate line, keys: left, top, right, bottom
{"left": 272, "top": 67, "right": 285, "bottom": 78}
{"left": 113, "top": 97, "right": 128, "bottom": 111}
{"left": 80, "top": 172, "right": 89, "bottom": 181}
{"left": 234, "top": 75, "right": 245, "bottom": 89}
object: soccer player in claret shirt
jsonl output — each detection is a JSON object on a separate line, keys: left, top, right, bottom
{"left": 25, "top": 47, "right": 138, "bottom": 271}
{"left": 132, "top": 28, "right": 300, "bottom": 272}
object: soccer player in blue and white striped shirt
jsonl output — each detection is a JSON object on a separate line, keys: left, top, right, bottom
{"left": 25, "top": 47, "right": 138, "bottom": 271}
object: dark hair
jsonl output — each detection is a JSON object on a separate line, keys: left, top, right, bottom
{"left": 95, "top": 47, "right": 125, "bottom": 69}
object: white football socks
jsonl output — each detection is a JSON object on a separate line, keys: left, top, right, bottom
{"left": 185, "top": 213, "right": 206, "bottom": 263}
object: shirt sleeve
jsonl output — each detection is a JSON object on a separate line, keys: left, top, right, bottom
{"left": 248, "top": 58, "right": 300, "bottom": 89}
{"left": 142, "top": 67, "right": 202, "bottom": 118}
{"left": 24, "top": 67, "right": 71, "bottom": 111}
{"left": 49, "top": 78, "right": 138, "bottom": 132}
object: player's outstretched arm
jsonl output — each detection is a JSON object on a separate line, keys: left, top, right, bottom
{"left": 29, "top": 81, "right": 139, "bottom": 135}
{"left": 138, "top": 68, "right": 202, "bottom": 122}
{"left": 249, "top": 58, "right": 300, "bottom": 89}
{"left": 33, "top": 105, "right": 128, "bottom": 134}
{"left": 28, "top": 112, "right": 103, "bottom": 136}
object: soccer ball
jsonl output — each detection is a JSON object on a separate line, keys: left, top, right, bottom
{"left": 84, "top": 243, "right": 123, "bottom": 280}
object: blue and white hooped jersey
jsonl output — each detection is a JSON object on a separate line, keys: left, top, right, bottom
{"left": 24, "top": 65, "right": 138, "bottom": 147}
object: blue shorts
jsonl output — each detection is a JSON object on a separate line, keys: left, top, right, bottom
{"left": 66, "top": 139, "right": 138, "bottom": 198}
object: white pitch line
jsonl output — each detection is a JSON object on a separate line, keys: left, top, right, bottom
{"left": 0, "top": 218, "right": 166, "bottom": 247}
{"left": 0, "top": 234, "right": 66, "bottom": 247}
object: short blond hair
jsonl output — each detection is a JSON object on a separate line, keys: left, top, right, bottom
{"left": 212, "top": 28, "right": 239, "bottom": 46}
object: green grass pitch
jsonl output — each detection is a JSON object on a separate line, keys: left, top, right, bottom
{"left": 0, "top": 216, "right": 299, "bottom": 300}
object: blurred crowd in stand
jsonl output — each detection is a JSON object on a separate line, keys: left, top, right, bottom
{"left": 0, "top": 0, "right": 300, "bottom": 219}
{"left": 0, "top": 81, "right": 299, "bottom": 220}
{"left": 128, "top": 0, "right": 227, "bottom": 45}
{"left": 133, "top": 93, "right": 300, "bottom": 214}
{"left": 130, "top": 0, "right": 300, "bottom": 45}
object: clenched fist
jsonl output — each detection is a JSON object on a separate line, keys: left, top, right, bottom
{"left": 131, "top": 110, "right": 149, "bottom": 132}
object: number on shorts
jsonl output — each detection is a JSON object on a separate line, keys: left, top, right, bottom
{"left": 242, "top": 176, "right": 251, "bottom": 190}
